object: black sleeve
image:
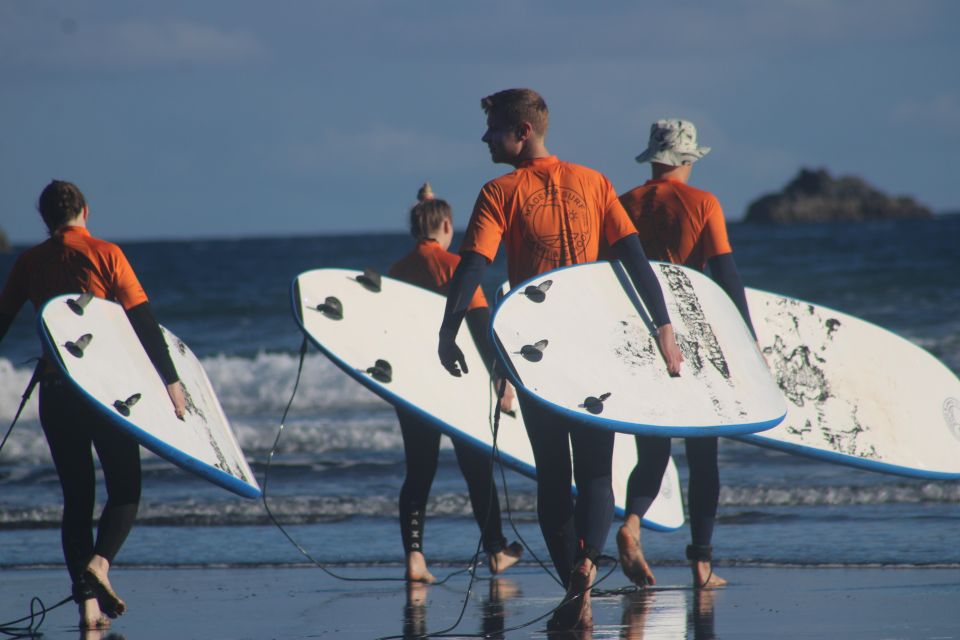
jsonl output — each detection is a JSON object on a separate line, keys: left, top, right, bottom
{"left": 464, "top": 305, "right": 497, "bottom": 376}
{"left": 707, "top": 253, "right": 757, "bottom": 339}
{"left": 439, "top": 251, "right": 489, "bottom": 339}
{"left": 125, "top": 301, "right": 180, "bottom": 385}
{"left": 612, "top": 233, "right": 671, "bottom": 327}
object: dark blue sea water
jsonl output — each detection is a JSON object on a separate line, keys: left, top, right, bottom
{"left": 1, "top": 218, "right": 959, "bottom": 572}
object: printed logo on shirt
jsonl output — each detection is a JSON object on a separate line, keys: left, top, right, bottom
{"left": 520, "top": 185, "right": 591, "bottom": 266}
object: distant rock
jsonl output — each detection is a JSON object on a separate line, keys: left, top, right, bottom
{"left": 0, "top": 226, "right": 10, "bottom": 252}
{"left": 745, "top": 168, "right": 933, "bottom": 224}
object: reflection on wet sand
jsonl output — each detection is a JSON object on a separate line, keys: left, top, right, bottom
{"left": 403, "top": 581, "right": 428, "bottom": 638}
{"left": 80, "top": 630, "right": 126, "bottom": 640}
{"left": 481, "top": 578, "right": 521, "bottom": 639}
{"left": 402, "top": 577, "right": 522, "bottom": 639}
{"left": 620, "top": 587, "right": 717, "bottom": 639}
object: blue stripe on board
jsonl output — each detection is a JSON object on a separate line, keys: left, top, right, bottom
{"left": 490, "top": 263, "right": 786, "bottom": 437}
{"left": 290, "top": 272, "right": 681, "bottom": 532}
{"left": 734, "top": 432, "right": 960, "bottom": 480}
{"left": 36, "top": 297, "right": 261, "bottom": 500}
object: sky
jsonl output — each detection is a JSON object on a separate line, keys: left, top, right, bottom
{"left": 1, "top": 0, "right": 958, "bottom": 244}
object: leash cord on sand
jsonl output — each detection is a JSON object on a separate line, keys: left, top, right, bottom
{"left": 270, "top": 330, "right": 622, "bottom": 638}
{"left": 0, "top": 595, "right": 70, "bottom": 638}
{"left": 261, "top": 336, "right": 475, "bottom": 586}
{"left": 375, "top": 370, "right": 511, "bottom": 640}
{"left": 377, "top": 354, "right": 621, "bottom": 639}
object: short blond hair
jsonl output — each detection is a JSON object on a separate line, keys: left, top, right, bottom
{"left": 481, "top": 88, "right": 549, "bottom": 137}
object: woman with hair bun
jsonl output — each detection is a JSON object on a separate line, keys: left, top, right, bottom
{"left": 388, "top": 183, "right": 522, "bottom": 583}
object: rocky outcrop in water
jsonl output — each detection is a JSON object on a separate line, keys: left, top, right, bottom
{"left": 745, "top": 168, "right": 932, "bottom": 223}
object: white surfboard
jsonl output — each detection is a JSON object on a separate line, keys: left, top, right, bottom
{"left": 492, "top": 261, "right": 786, "bottom": 437}
{"left": 737, "top": 289, "right": 960, "bottom": 479}
{"left": 39, "top": 294, "right": 260, "bottom": 498}
{"left": 292, "top": 268, "right": 685, "bottom": 531}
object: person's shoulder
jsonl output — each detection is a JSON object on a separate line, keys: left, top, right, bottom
{"left": 557, "top": 159, "right": 606, "bottom": 180}
{"left": 619, "top": 183, "right": 649, "bottom": 200}
{"left": 677, "top": 181, "right": 718, "bottom": 202}
{"left": 13, "top": 238, "right": 57, "bottom": 265}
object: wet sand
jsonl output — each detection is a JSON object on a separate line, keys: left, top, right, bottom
{"left": 2, "top": 564, "right": 958, "bottom": 639}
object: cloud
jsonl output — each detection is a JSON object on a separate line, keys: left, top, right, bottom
{"left": 1, "top": 16, "right": 267, "bottom": 71}
{"left": 891, "top": 94, "right": 960, "bottom": 135}
{"left": 278, "top": 125, "right": 481, "bottom": 177}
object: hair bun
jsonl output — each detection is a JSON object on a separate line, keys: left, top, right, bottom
{"left": 417, "top": 182, "right": 435, "bottom": 202}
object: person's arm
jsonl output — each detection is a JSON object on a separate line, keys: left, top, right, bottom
{"left": 125, "top": 301, "right": 186, "bottom": 419}
{"left": 707, "top": 253, "right": 756, "bottom": 340}
{"left": 438, "top": 251, "right": 489, "bottom": 376}
{"left": 612, "top": 233, "right": 684, "bottom": 376}
{"left": 464, "top": 305, "right": 495, "bottom": 373}
{"left": 464, "top": 302, "right": 516, "bottom": 412}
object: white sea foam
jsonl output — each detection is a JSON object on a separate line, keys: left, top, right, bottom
{"left": 0, "top": 352, "right": 408, "bottom": 464}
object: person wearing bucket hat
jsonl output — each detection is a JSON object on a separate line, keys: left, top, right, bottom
{"left": 616, "top": 118, "right": 757, "bottom": 590}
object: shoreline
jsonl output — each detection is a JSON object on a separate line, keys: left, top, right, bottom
{"left": 3, "top": 565, "right": 958, "bottom": 639}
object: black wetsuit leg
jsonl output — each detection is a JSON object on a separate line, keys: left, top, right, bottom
{"left": 449, "top": 438, "right": 506, "bottom": 553}
{"left": 39, "top": 375, "right": 141, "bottom": 583}
{"left": 625, "top": 436, "right": 672, "bottom": 519}
{"left": 684, "top": 437, "right": 720, "bottom": 547}
{"left": 519, "top": 393, "right": 614, "bottom": 585}
{"left": 569, "top": 421, "right": 616, "bottom": 557}
{"left": 397, "top": 409, "right": 441, "bottom": 554}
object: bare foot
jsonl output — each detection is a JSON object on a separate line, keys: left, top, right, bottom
{"left": 692, "top": 560, "right": 727, "bottom": 588}
{"left": 617, "top": 524, "right": 656, "bottom": 587}
{"left": 488, "top": 541, "right": 523, "bottom": 574}
{"left": 405, "top": 551, "right": 436, "bottom": 584}
{"left": 548, "top": 558, "right": 596, "bottom": 632}
{"left": 84, "top": 555, "right": 125, "bottom": 617}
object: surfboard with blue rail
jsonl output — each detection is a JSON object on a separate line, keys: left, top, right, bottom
{"left": 739, "top": 288, "right": 960, "bottom": 479}
{"left": 292, "top": 268, "right": 685, "bottom": 531}
{"left": 491, "top": 261, "right": 787, "bottom": 437}
{"left": 39, "top": 294, "right": 261, "bottom": 498}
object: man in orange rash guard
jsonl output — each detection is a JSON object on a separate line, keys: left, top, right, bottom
{"left": 388, "top": 183, "right": 523, "bottom": 584}
{"left": 0, "top": 180, "right": 186, "bottom": 630}
{"left": 615, "top": 119, "right": 758, "bottom": 591}
{"left": 436, "top": 88, "right": 684, "bottom": 631}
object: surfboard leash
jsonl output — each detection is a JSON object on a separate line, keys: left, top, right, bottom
{"left": 0, "top": 360, "right": 41, "bottom": 457}
{"left": 0, "top": 594, "right": 71, "bottom": 638}
{"left": 261, "top": 336, "right": 478, "bottom": 587}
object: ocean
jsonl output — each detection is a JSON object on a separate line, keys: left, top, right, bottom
{"left": 1, "top": 218, "right": 959, "bottom": 576}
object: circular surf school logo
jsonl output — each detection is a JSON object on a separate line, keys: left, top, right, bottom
{"left": 520, "top": 185, "right": 592, "bottom": 265}
{"left": 944, "top": 398, "right": 960, "bottom": 442}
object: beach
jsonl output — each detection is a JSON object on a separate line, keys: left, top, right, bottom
{"left": 2, "top": 222, "right": 960, "bottom": 638}
{"left": 3, "top": 565, "right": 958, "bottom": 639}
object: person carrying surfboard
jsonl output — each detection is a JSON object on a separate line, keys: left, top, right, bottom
{"left": 389, "top": 183, "right": 523, "bottom": 583}
{"left": 436, "top": 88, "right": 684, "bottom": 631}
{"left": 0, "top": 180, "right": 187, "bottom": 629}
{"left": 616, "top": 118, "right": 758, "bottom": 590}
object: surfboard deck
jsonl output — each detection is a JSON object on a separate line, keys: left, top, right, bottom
{"left": 491, "top": 261, "right": 786, "bottom": 437}
{"left": 39, "top": 294, "right": 260, "bottom": 498}
{"left": 292, "top": 268, "right": 685, "bottom": 531}
{"left": 738, "top": 288, "right": 960, "bottom": 479}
